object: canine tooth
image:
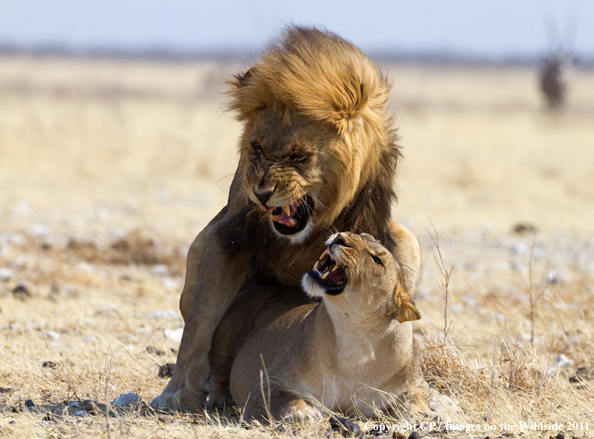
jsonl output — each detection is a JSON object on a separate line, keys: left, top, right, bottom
{"left": 282, "top": 205, "right": 292, "bottom": 217}
{"left": 313, "top": 261, "right": 319, "bottom": 271}
{"left": 270, "top": 214, "right": 280, "bottom": 221}
{"left": 289, "top": 219, "right": 296, "bottom": 227}
{"left": 321, "top": 271, "right": 329, "bottom": 280}
{"left": 319, "top": 248, "right": 329, "bottom": 260}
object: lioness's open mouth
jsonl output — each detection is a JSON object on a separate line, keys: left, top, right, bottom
{"left": 269, "top": 195, "right": 313, "bottom": 235}
{"left": 307, "top": 247, "right": 346, "bottom": 295}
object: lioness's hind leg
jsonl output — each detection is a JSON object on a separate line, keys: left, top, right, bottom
{"left": 246, "top": 383, "right": 320, "bottom": 423}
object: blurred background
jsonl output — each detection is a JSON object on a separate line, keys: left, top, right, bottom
{"left": 1, "top": 0, "right": 593, "bottom": 239}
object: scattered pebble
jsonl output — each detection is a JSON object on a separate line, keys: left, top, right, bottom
{"left": 0, "top": 387, "right": 14, "bottom": 393}
{"left": 12, "top": 282, "right": 31, "bottom": 300}
{"left": 111, "top": 392, "right": 142, "bottom": 406}
{"left": 554, "top": 354, "right": 573, "bottom": 368}
{"left": 42, "top": 331, "right": 60, "bottom": 341}
{"left": 164, "top": 328, "right": 183, "bottom": 342}
{"left": 158, "top": 363, "right": 175, "bottom": 378}
{"left": 42, "top": 361, "right": 57, "bottom": 368}
{"left": 0, "top": 268, "right": 14, "bottom": 281}
{"left": 148, "top": 309, "right": 179, "bottom": 319}
{"left": 146, "top": 346, "right": 165, "bottom": 356}
{"left": 151, "top": 264, "right": 168, "bottom": 275}
{"left": 83, "top": 335, "right": 99, "bottom": 343}
{"left": 74, "top": 410, "right": 88, "bottom": 416}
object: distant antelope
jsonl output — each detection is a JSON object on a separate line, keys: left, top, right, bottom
{"left": 539, "top": 53, "right": 572, "bottom": 110}
{"left": 539, "top": 17, "right": 576, "bottom": 110}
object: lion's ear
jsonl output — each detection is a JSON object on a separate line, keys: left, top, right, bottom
{"left": 390, "top": 283, "right": 421, "bottom": 323}
{"left": 232, "top": 67, "right": 257, "bottom": 89}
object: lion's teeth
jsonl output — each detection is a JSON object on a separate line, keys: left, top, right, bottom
{"left": 313, "top": 261, "right": 319, "bottom": 271}
{"left": 282, "top": 205, "right": 291, "bottom": 217}
{"left": 289, "top": 219, "right": 296, "bottom": 227}
{"left": 270, "top": 214, "right": 280, "bottom": 222}
{"left": 321, "top": 271, "right": 329, "bottom": 280}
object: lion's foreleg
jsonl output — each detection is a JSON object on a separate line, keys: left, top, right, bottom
{"left": 152, "top": 221, "right": 251, "bottom": 412}
{"left": 179, "top": 206, "right": 228, "bottom": 323}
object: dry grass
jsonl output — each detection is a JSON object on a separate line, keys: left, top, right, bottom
{"left": 1, "top": 54, "right": 593, "bottom": 438}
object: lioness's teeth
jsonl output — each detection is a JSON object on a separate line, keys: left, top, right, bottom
{"left": 319, "top": 248, "right": 329, "bottom": 260}
{"left": 313, "top": 261, "right": 319, "bottom": 271}
{"left": 337, "top": 281, "right": 343, "bottom": 285}
{"left": 282, "top": 205, "right": 291, "bottom": 217}
{"left": 321, "top": 271, "right": 329, "bottom": 280}
{"left": 289, "top": 219, "right": 296, "bottom": 227}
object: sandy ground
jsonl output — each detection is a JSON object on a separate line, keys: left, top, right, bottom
{"left": 0, "top": 55, "right": 593, "bottom": 438}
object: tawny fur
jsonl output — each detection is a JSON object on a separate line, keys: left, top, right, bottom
{"left": 208, "top": 225, "right": 426, "bottom": 421}
{"left": 151, "top": 26, "right": 402, "bottom": 412}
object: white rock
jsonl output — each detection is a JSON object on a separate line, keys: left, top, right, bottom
{"left": 30, "top": 224, "right": 49, "bottom": 236}
{"left": 42, "top": 331, "right": 60, "bottom": 340}
{"left": 0, "top": 268, "right": 14, "bottom": 281}
{"left": 111, "top": 392, "right": 142, "bottom": 406}
{"left": 554, "top": 354, "right": 573, "bottom": 368}
{"left": 151, "top": 264, "right": 168, "bottom": 275}
{"left": 74, "top": 410, "right": 88, "bottom": 416}
{"left": 164, "top": 328, "right": 184, "bottom": 343}
{"left": 68, "top": 401, "right": 80, "bottom": 407}
{"left": 148, "top": 309, "right": 179, "bottom": 319}
{"left": 428, "top": 395, "right": 459, "bottom": 413}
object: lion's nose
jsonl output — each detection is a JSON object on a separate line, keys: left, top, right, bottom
{"left": 253, "top": 184, "right": 276, "bottom": 206}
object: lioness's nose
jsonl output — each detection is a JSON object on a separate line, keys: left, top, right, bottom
{"left": 253, "top": 184, "right": 276, "bottom": 206}
{"left": 331, "top": 233, "right": 348, "bottom": 247}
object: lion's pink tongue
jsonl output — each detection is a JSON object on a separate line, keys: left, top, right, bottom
{"left": 279, "top": 202, "right": 300, "bottom": 227}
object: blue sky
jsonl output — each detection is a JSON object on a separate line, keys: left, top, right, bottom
{"left": 0, "top": 0, "right": 593, "bottom": 59}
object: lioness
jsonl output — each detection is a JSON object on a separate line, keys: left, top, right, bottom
{"left": 152, "top": 26, "right": 402, "bottom": 411}
{"left": 207, "top": 225, "right": 424, "bottom": 421}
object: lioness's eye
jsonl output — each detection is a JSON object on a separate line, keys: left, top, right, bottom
{"left": 372, "top": 255, "right": 383, "bottom": 266}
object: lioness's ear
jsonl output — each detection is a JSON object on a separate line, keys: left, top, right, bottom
{"left": 390, "top": 283, "right": 421, "bottom": 323}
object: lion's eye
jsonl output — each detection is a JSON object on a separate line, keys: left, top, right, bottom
{"left": 372, "top": 255, "right": 383, "bottom": 266}
{"left": 289, "top": 153, "right": 306, "bottom": 162}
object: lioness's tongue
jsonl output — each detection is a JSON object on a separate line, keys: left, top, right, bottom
{"left": 327, "top": 269, "right": 344, "bottom": 284}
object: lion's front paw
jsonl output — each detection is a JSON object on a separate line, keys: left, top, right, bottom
{"left": 150, "top": 387, "right": 207, "bottom": 413}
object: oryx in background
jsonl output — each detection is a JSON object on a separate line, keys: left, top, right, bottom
{"left": 539, "top": 16, "right": 577, "bottom": 110}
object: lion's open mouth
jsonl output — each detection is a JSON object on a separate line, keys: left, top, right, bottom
{"left": 269, "top": 195, "right": 313, "bottom": 235}
{"left": 307, "top": 247, "right": 346, "bottom": 295}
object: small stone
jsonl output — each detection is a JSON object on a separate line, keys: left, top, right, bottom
{"left": 512, "top": 222, "right": 536, "bottom": 234}
{"left": 74, "top": 409, "right": 88, "bottom": 416}
{"left": 554, "top": 354, "right": 573, "bottom": 368}
{"left": 0, "top": 268, "right": 14, "bottom": 281}
{"left": 111, "top": 392, "right": 142, "bottom": 407}
{"left": 42, "top": 361, "right": 57, "bottom": 368}
{"left": 146, "top": 346, "right": 165, "bottom": 356}
{"left": 158, "top": 363, "right": 175, "bottom": 378}
{"left": 25, "top": 399, "right": 35, "bottom": 408}
{"left": 12, "top": 282, "right": 31, "bottom": 300}
{"left": 164, "top": 328, "right": 183, "bottom": 342}
{"left": 148, "top": 309, "right": 178, "bottom": 319}
{"left": 42, "top": 331, "right": 60, "bottom": 341}
{"left": 0, "top": 387, "right": 14, "bottom": 393}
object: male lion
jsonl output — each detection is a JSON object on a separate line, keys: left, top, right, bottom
{"left": 208, "top": 225, "right": 425, "bottom": 421}
{"left": 152, "top": 26, "right": 401, "bottom": 411}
